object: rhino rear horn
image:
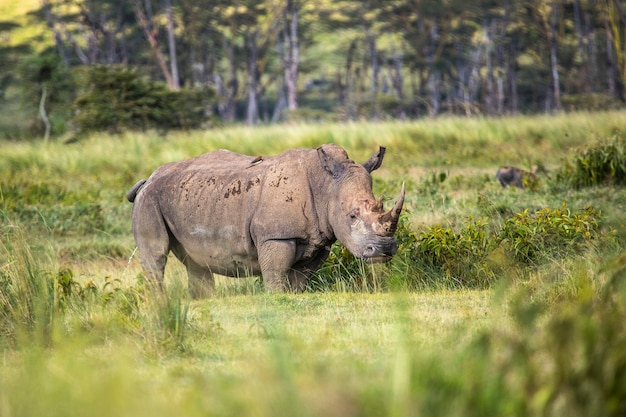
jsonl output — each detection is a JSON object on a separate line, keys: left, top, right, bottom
{"left": 362, "top": 146, "right": 386, "bottom": 173}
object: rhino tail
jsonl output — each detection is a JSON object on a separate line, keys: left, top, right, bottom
{"left": 126, "top": 179, "right": 147, "bottom": 203}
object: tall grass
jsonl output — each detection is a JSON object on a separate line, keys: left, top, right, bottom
{"left": 2, "top": 111, "right": 625, "bottom": 288}
{"left": 2, "top": 262, "right": 624, "bottom": 417}
{"left": 1, "top": 112, "right": 626, "bottom": 415}
{"left": 0, "top": 219, "right": 56, "bottom": 347}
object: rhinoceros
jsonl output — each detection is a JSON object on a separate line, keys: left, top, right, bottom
{"left": 126, "top": 144, "right": 405, "bottom": 297}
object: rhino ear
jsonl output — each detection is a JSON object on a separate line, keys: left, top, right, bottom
{"left": 318, "top": 147, "right": 346, "bottom": 178}
{"left": 362, "top": 146, "right": 386, "bottom": 173}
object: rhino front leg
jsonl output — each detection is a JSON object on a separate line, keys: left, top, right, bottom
{"left": 258, "top": 240, "right": 297, "bottom": 292}
{"left": 289, "top": 247, "right": 331, "bottom": 291}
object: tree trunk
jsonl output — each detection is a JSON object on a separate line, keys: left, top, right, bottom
{"left": 496, "top": 3, "right": 512, "bottom": 115}
{"left": 41, "top": 0, "right": 69, "bottom": 67}
{"left": 272, "top": 86, "right": 287, "bottom": 122}
{"left": 246, "top": 31, "right": 260, "bottom": 125}
{"left": 484, "top": 22, "right": 495, "bottom": 115}
{"left": 573, "top": 0, "right": 591, "bottom": 92}
{"left": 367, "top": 33, "right": 379, "bottom": 96}
{"left": 340, "top": 40, "right": 357, "bottom": 111}
{"left": 218, "top": 37, "right": 238, "bottom": 122}
{"left": 390, "top": 48, "right": 404, "bottom": 101}
{"left": 39, "top": 85, "right": 51, "bottom": 143}
{"left": 584, "top": 11, "right": 597, "bottom": 91}
{"left": 605, "top": 15, "right": 618, "bottom": 98}
{"left": 605, "top": 0, "right": 626, "bottom": 101}
{"left": 428, "top": 70, "right": 441, "bottom": 117}
{"left": 131, "top": 0, "right": 176, "bottom": 89}
{"left": 165, "top": 0, "right": 180, "bottom": 90}
{"left": 283, "top": 0, "right": 299, "bottom": 110}
{"left": 549, "top": 1, "right": 561, "bottom": 110}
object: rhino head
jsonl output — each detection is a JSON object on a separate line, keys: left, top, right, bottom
{"left": 318, "top": 145, "right": 406, "bottom": 263}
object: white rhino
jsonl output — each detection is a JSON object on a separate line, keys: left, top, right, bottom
{"left": 127, "top": 144, "right": 405, "bottom": 297}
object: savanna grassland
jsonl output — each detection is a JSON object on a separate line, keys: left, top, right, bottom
{"left": 2, "top": 111, "right": 626, "bottom": 416}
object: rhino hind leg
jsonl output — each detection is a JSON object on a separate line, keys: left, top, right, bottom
{"left": 184, "top": 260, "right": 215, "bottom": 299}
{"left": 132, "top": 196, "right": 171, "bottom": 291}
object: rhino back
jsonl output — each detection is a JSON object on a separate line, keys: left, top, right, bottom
{"left": 137, "top": 148, "right": 331, "bottom": 273}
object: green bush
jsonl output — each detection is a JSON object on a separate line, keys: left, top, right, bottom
{"left": 498, "top": 203, "right": 600, "bottom": 265}
{"left": 18, "top": 52, "right": 76, "bottom": 137}
{"left": 413, "top": 217, "right": 496, "bottom": 288}
{"left": 311, "top": 202, "right": 603, "bottom": 291}
{"left": 561, "top": 93, "right": 624, "bottom": 112}
{"left": 72, "top": 65, "right": 213, "bottom": 136}
{"left": 557, "top": 135, "right": 626, "bottom": 188}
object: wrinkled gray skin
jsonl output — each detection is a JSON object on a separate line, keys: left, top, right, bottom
{"left": 127, "top": 144, "right": 405, "bottom": 297}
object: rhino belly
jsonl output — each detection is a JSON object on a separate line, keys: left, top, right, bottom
{"left": 169, "top": 222, "right": 261, "bottom": 277}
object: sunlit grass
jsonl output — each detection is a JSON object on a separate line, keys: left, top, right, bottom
{"left": 0, "top": 289, "right": 495, "bottom": 417}
{"left": 2, "top": 112, "right": 626, "bottom": 415}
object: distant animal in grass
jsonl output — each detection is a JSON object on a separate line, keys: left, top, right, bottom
{"left": 496, "top": 165, "right": 539, "bottom": 188}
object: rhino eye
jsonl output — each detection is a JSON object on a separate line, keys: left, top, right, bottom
{"left": 349, "top": 208, "right": 360, "bottom": 220}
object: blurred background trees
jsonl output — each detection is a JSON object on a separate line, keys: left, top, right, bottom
{"left": 0, "top": 0, "right": 625, "bottom": 138}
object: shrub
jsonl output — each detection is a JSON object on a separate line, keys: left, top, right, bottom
{"left": 18, "top": 52, "right": 76, "bottom": 137}
{"left": 308, "top": 243, "right": 375, "bottom": 292}
{"left": 557, "top": 135, "right": 626, "bottom": 188}
{"left": 561, "top": 93, "right": 623, "bottom": 112}
{"left": 72, "top": 65, "right": 213, "bottom": 136}
{"left": 413, "top": 217, "right": 496, "bottom": 288}
{"left": 498, "top": 202, "right": 600, "bottom": 265}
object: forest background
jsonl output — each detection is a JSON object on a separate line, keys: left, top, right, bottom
{"left": 1, "top": 0, "right": 626, "bottom": 139}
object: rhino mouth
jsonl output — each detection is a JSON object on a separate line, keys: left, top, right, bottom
{"left": 360, "top": 241, "right": 398, "bottom": 263}
{"left": 363, "top": 254, "right": 394, "bottom": 264}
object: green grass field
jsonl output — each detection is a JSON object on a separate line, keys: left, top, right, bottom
{"left": 1, "top": 112, "right": 626, "bottom": 416}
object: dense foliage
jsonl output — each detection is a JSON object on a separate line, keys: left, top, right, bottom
{"left": 72, "top": 66, "right": 211, "bottom": 136}
{"left": 557, "top": 135, "right": 626, "bottom": 188}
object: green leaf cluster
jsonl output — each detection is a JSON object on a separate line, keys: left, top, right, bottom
{"left": 499, "top": 204, "right": 600, "bottom": 264}
{"left": 312, "top": 202, "right": 602, "bottom": 291}
{"left": 415, "top": 217, "right": 493, "bottom": 287}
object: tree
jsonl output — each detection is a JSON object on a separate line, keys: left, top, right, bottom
{"left": 130, "top": 0, "right": 178, "bottom": 89}
{"left": 164, "top": 0, "right": 180, "bottom": 90}
{"left": 282, "top": 0, "right": 300, "bottom": 111}
{"left": 603, "top": 0, "right": 626, "bottom": 101}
